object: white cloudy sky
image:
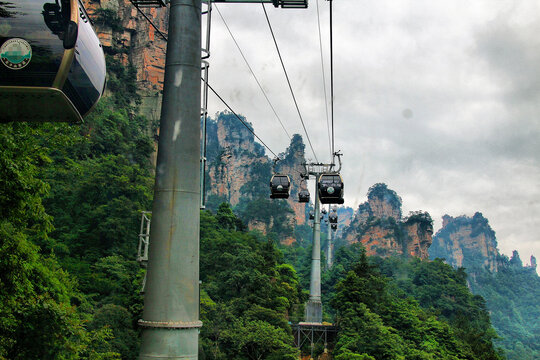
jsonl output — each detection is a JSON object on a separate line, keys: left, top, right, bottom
{"left": 205, "top": 0, "right": 540, "bottom": 264}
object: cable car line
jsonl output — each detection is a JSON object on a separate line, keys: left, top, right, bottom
{"left": 116, "top": 3, "right": 284, "bottom": 162}
{"left": 129, "top": 0, "right": 168, "bottom": 41}
{"left": 214, "top": 4, "right": 291, "bottom": 141}
{"left": 316, "top": 0, "right": 332, "bottom": 159}
{"left": 204, "top": 78, "right": 281, "bottom": 160}
{"left": 261, "top": 3, "right": 319, "bottom": 163}
{"left": 329, "top": 0, "right": 335, "bottom": 158}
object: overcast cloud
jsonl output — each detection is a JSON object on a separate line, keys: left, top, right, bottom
{"left": 206, "top": 0, "right": 540, "bottom": 264}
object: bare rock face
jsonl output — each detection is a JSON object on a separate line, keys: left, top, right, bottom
{"left": 204, "top": 112, "right": 307, "bottom": 241}
{"left": 403, "top": 217, "right": 434, "bottom": 259}
{"left": 83, "top": 0, "right": 168, "bottom": 92}
{"left": 207, "top": 114, "right": 271, "bottom": 206}
{"left": 367, "top": 184, "right": 402, "bottom": 219}
{"left": 342, "top": 184, "right": 433, "bottom": 260}
{"left": 429, "top": 213, "right": 499, "bottom": 272}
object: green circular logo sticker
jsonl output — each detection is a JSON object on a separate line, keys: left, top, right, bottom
{"left": 1, "top": 38, "right": 32, "bottom": 70}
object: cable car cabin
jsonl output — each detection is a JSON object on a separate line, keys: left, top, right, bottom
{"left": 328, "top": 212, "right": 338, "bottom": 224}
{"left": 269, "top": 174, "right": 291, "bottom": 199}
{"left": 298, "top": 189, "right": 310, "bottom": 203}
{"left": 0, "top": 0, "right": 106, "bottom": 123}
{"left": 318, "top": 174, "right": 344, "bottom": 204}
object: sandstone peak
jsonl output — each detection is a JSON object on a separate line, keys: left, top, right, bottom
{"left": 365, "top": 183, "right": 403, "bottom": 220}
{"left": 204, "top": 112, "right": 308, "bottom": 242}
{"left": 342, "top": 184, "right": 432, "bottom": 260}
{"left": 430, "top": 213, "right": 499, "bottom": 272}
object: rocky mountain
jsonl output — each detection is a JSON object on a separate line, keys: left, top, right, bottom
{"left": 429, "top": 213, "right": 501, "bottom": 272}
{"left": 82, "top": 1, "right": 309, "bottom": 241}
{"left": 429, "top": 212, "right": 537, "bottom": 274}
{"left": 204, "top": 111, "right": 308, "bottom": 242}
{"left": 341, "top": 183, "right": 433, "bottom": 260}
{"left": 428, "top": 212, "right": 539, "bottom": 359}
{"left": 83, "top": 0, "right": 168, "bottom": 117}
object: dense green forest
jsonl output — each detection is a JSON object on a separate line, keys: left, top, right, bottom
{"left": 0, "top": 56, "right": 306, "bottom": 359}
{"left": 430, "top": 213, "right": 540, "bottom": 359}
{"left": 469, "top": 253, "right": 540, "bottom": 360}
{"left": 315, "top": 245, "right": 503, "bottom": 359}
{"left": 0, "top": 55, "right": 507, "bottom": 359}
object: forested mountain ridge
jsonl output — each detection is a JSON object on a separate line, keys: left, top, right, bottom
{"left": 316, "top": 245, "right": 504, "bottom": 360}
{"left": 0, "top": 3, "right": 532, "bottom": 359}
{"left": 334, "top": 184, "right": 539, "bottom": 360}
{"left": 0, "top": 77, "right": 511, "bottom": 360}
{"left": 0, "top": 63, "right": 306, "bottom": 358}
{"left": 429, "top": 213, "right": 540, "bottom": 360}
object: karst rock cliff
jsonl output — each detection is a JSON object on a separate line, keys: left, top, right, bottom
{"left": 342, "top": 183, "right": 433, "bottom": 260}
{"left": 83, "top": 0, "right": 167, "bottom": 115}
{"left": 204, "top": 112, "right": 308, "bottom": 240}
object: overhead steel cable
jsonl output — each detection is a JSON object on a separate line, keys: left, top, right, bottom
{"left": 329, "top": 0, "right": 335, "bottom": 157}
{"left": 316, "top": 0, "right": 332, "bottom": 160}
{"left": 129, "top": 0, "right": 168, "bottom": 41}
{"left": 203, "top": 77, "right": 282, "bottom": 160}
{"left": 214, "top": 4, "right": 291, "bottom": 141}
{"left": 261, "top": 3, "right": 319, "bottom": 163}
{"left": 128, "top": 3, "right": 281, "bottom": 161}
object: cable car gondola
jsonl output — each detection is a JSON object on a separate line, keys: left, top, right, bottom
{"left": 298, "top": 189, "right": 310, "bottom": 203}
{"left": 318, "top": 173, "right": 344, "bottom": 204}
{"left": 269, "top": 174, "right": 291, "bottom": 199}
{"left": 0, "top": 0, "right": 106, "bottom": 123}
{"left": 329, "top": 212, "right": 338, "bottom": 224}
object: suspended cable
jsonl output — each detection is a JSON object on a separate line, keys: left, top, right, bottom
{"left": 214, "top": 4, "right": 291, "bottom": 141}
{"left": 316, "top": 0, "right": 332, "bottom": 159}
{"left": 129, "top": 1, "right": 168, "bottom": 42}
{"left": 261, "top": 3, "right": 319, "bottom": 163}
{"left": 329, "top": 0, "right": 335, "bottom": 158}
{"left": 203, "top": 78, "right": 281, "bottom": 160}
{"left": 126, "top": 3, "right": 282, "bottom": 161}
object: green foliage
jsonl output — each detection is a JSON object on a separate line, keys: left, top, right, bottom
{"left": 378, "top": 258, "right": 503, "bottom": 360}
{"left": 199, "top": 209, "right": 302, "bottom": 359}
{"left": 105, "top": 58, "right": 141, "bottom": 109}
{"left": 93, "top": 9, "right": 123, "bottom": 32}
{"left": 237, "top": 197, "right": 294, "bottom": 238}
{"left": 0, "top": 123, "right": 122, "bottom": 359}
{"left": 88, "top": 304, "right": 139, "bottom": 359}
{"left": 0, "top": 223, "right": 82, "bottom": 360}
{"left": 327, "top": 248, "right": 504, "bottom": 360}
{"left": 469, "top": 259, "right": 540, "bottom": 360}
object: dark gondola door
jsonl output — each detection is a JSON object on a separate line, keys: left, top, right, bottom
{"left": 298, "top": 189, "right": 310, "bottom": 203}
{"left": 270, "top": 174, "right": 291, "bottom": 199}
{"left": 318, "top": 174, "right": 344, "bottom": 204}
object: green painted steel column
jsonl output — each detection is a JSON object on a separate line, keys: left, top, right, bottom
{"left": 138, "top": 0, "right": 202, "bottom": 358}
{"left": 327, "top": 206, "right": 332, "bottom": 269}
{"left": 305, "top": 175, "right": 322, "bottom": 323}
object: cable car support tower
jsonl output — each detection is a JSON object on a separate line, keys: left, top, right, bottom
{"left": 302, "top": 153, "right": 341, "bottom": 324}
{"left": 131, "top": 0, "right": 308, "bottom": 359}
